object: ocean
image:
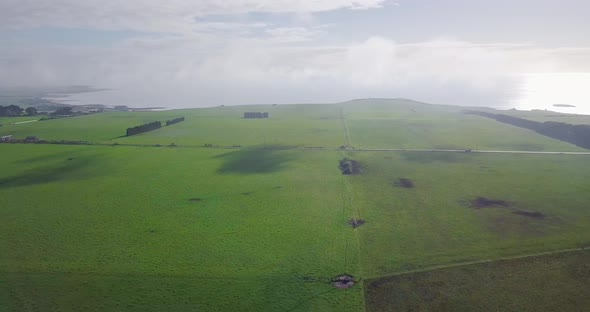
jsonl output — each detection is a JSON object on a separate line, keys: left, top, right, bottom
{"left": 46, "top": 73, "right": 590, "bottom": 115}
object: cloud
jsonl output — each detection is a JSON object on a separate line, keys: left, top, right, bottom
{"left": 0, "top": 0, "right": 387, "bottom": 32}
{"left": 264, "top": 27, "right": 321, "bottom": 42}
{"left": 3, "top": 32, "right": 587, "bottom": 108}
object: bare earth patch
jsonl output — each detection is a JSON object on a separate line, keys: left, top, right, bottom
{"left": 348, "top": 218, "right": 365, "bottom": 228}
{"left": 332, "top": 275, "right": 355, "bottom": 289}
{"left": 189, "top": 198, "right": 202, "bottom": 202}
{"left": 339, "top": 158, "right": 361, "bottom": 175}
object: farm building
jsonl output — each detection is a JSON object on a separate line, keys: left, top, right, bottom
{"left": 243, "top": 112, "right": 269, "bottom": 119}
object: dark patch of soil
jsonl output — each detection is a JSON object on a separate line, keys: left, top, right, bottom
{"left": 332, "top": 275, "right": 355, "bottom": 289}
{"left": 393, "top": 178, "right": 414, "bottom": 188}
{"left": 189, "top": 198, "right": 202, "bottom": 202}
{"left": 274, "top": 186, "right": 283, "bottom": 189}
{"left": 67, "top": 158, "right": 74, "bottom": 160}
{"left": 470, "top": 197, "right": 509, "bottom": 209}
{"left": 339, "top": 158, "right": 361, "bottom": 175}
{"left": 513, "top": 210, "right": 546, "bottom": 219}
{"left": 348, "top": 218, "right": 365, "bottom": 228}
{"left": 241, "top": 192, "right": 253, "bottom": 196}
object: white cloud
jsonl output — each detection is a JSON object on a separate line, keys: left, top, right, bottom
{"left": 0, "top": 0, "right": 387, "bottom": 32}
{"left": 265, "top": 27, "right": 322, "bottom": 42}
{"left": 3, "top": 33, "right": 587, "bottom": 107}
{"left": 2, "top": 0, "right": 588, "bottom": 109}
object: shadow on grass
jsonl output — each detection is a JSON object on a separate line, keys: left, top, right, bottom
{"left": 0, "top": 156, "right": 101, "bottom": 188}
{"left": 215, "top": 148, "right": 294, "bottom": 174}
{"left": 14, "top": 150, "right": 76, "bottom": 164}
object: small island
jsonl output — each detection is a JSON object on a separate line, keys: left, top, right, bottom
{"left": 553, "top": 104, "right": 576, "bottom": 108}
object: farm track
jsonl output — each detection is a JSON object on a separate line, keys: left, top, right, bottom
{"left": 338, "top": 113, "right": 368, "bottom": 312}
{"left": 12, "top": 119, "right": 39, "bottom": 124}
{"left": 339, "top": 108, "right": 352, "bottom": 147}
{"left": 3, "top": 141, "right": 590, "bottom": 155}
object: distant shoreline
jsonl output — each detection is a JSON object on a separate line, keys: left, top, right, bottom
{"left": 41, "top": 86, "right": 170, "bottom": 111}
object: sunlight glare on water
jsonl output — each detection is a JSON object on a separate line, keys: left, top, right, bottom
{"left": 511, "top": 73, "right": 590, "bottom": 115}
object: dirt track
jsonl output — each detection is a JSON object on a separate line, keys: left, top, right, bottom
{"left": 4, "top": 140, "right": 590, "bottom": 155}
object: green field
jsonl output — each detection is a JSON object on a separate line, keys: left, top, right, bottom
{"left": 348, "top": 151, "right": 590, "bottom": 278}
{"left": 0, "top": 105, "right": 344, "bottom": 147}
{"left": 0, "top": 100, "right": 586, "bottom": 151}
{"left": 1, "top": 145, "right": 362, "bottom": 311}
{"left": 2, "top": 99, "right": 589, "bottom": 311}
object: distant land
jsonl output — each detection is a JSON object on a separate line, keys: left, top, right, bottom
{"left": 553, "top": 104, "right": 576, "bottom": 108}
{"left": 0, "top": 86, "right": 164, "bottom": 112}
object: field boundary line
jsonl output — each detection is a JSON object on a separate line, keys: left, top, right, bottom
{"left": 3, "top": 141, "right": 590, "bottom": 155}
{"left": 365, "top": 246, "right": 590, "bottom": 281}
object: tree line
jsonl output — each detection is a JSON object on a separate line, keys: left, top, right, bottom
{"left": 0, "top": 104, "right": 79, "bottom": 117}
{"left": 464, "top": 110, "right": 590, "bottom": 149}
{"left": 126, "top": 121, "right": 162, "bottom": 136}
{"left": 126, "top": 117, "right": 185, "bottom": 136}
{"left": 166, "top": 117, "right": 185, "bottom": 126}
{"left": 0, "top": 105, "right": 37, "bottom": 117}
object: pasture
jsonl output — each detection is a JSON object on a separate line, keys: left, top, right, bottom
{"left": 347, "top": 151, "right": 590, "bottom": 278}
{"left": 1, "top": 99, "right": 589, "bottom": 311}
{"left": 0, "top": 144, "right": 362, "bottom": 311}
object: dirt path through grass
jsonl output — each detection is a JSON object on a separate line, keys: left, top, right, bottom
{"left": 4, "top": 140, "right": 590, "bottom": 155}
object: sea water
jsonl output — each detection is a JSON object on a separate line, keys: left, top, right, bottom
{"left": 511, "top": 73, "right": 590, "bottom": 115}
{"left": 47, "top": 73, "right": 590, "bottom": 115}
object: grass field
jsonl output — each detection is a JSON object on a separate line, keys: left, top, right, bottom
{"left": 0, "top": 99, "right": 585, "bottom": 151}
{"left": 0, "top": 105, "right": 344, "bottom": 147}
{"left": 341, "top": 99, "right": 584, "bottom": 151}
{"left": 2, "top": 99, "right": 589, "bottom": 311}
{"left": 348, "top": 151, "right": 590, "bottom": 278}
{"left": 0, "top": 144, "right": 362, "bottom": 311}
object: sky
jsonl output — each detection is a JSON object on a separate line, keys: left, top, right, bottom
{"left": 1, "top": 0, "right": 589, "bottom": 108}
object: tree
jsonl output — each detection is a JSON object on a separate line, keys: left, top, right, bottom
{"left": 0, "top": 105, "right": 23, "bottom": 117}
{"left": 51, "top": 106, "right": 73, "bottom": 116}
{"left": 25, "top": 107, "right": 38, "bottom": 116}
